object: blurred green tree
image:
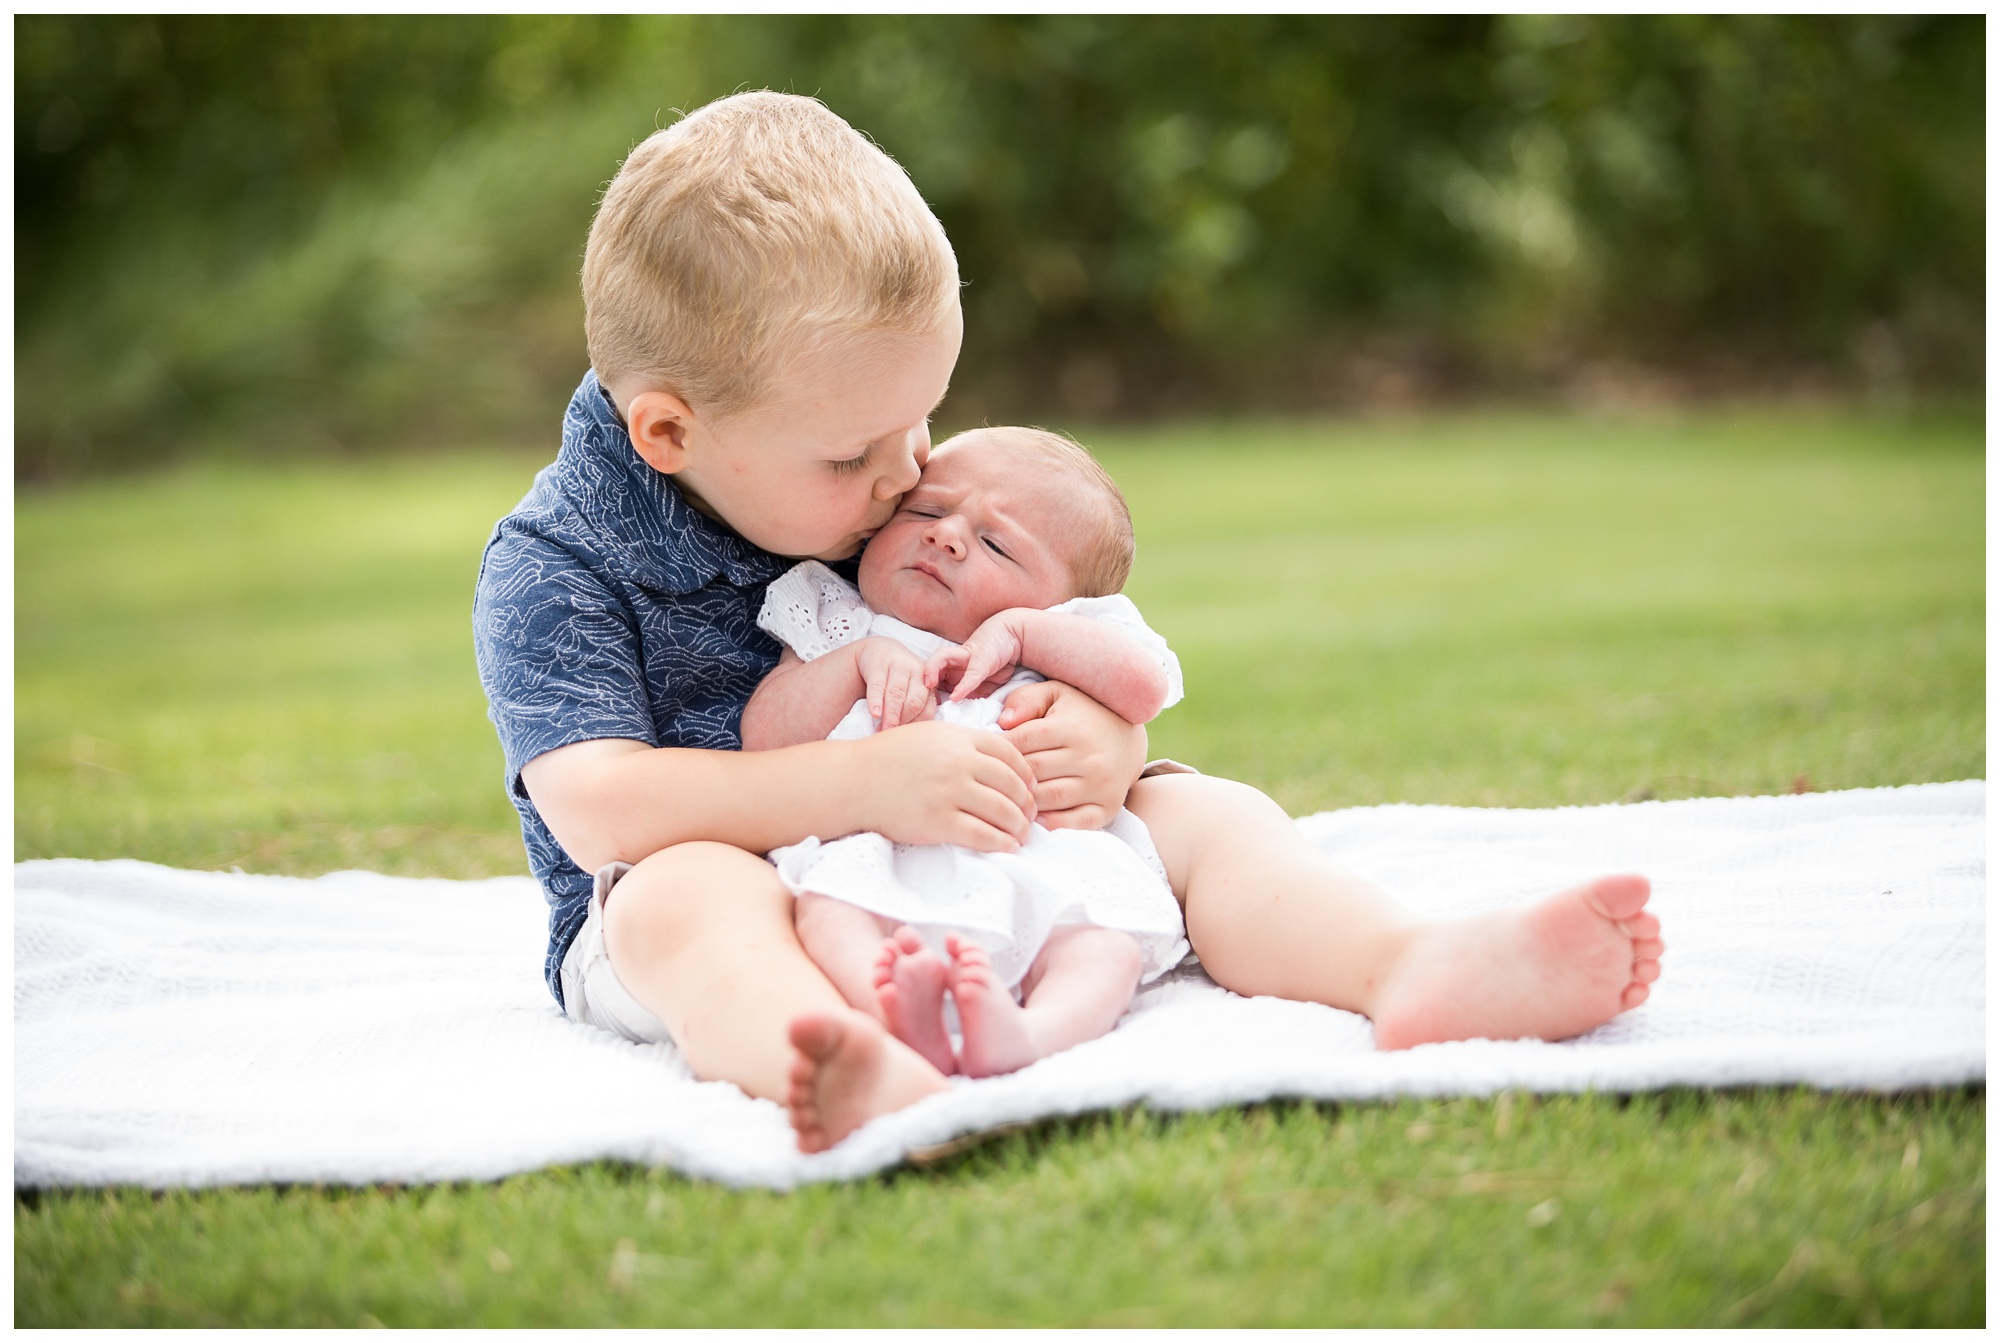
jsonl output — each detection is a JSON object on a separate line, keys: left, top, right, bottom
{"left": 13, "top": 15, "right": 1982, "bottom": 474}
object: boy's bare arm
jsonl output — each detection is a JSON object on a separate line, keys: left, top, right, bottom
{"left": 934, "top": 609, "right": 1171, "bottom": 724}
{"left": 521, "top": 725, "right": 1037, "bottom": 875}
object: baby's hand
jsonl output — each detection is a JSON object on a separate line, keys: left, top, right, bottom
{"left": 925, "top": 611, "right": 1029, "bottom": 704}
{"left": 856, "top": 637, "right": 938, "bottom": 729}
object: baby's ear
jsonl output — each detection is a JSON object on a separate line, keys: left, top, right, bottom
{"left": 626, "top": 389, "right": 696, "bottom": 474}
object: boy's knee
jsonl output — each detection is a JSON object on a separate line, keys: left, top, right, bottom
{"left": 602, "top": 841, "right": 786, "bottom": 958}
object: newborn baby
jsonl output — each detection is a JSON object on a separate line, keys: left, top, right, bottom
{"left": 743, "top": 426, "right": 1186, "bottom": 1082}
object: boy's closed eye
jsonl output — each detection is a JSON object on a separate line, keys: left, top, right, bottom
{"left": 829, "top": 448, "right": 873, "bottom": 476}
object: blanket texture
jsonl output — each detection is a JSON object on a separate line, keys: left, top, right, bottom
{"left": 15, "top": 782, "right": 1983, "bottom": 1190}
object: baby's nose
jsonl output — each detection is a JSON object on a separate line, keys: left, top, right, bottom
{"left": 924, "top": 518, "right": 967, "bottom": 558}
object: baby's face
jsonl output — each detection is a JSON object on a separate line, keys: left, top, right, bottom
{"left": 857, "top": 437, "right": 1084, "bottom": 643}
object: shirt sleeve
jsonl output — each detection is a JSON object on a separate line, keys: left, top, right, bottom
{"left": 1045, "top": 593, "right": 1185, "bottom": 712}
{"left": 474, "top": 527, "right": 660, "bottom": 795}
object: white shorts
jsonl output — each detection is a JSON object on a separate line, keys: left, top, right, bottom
{"left": 557, "top": 861, "right": 675, "bottom": 1045}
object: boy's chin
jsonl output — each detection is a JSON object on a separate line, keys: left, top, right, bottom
{"left": 806, "top": 536, "right": 867, "bottom": 563}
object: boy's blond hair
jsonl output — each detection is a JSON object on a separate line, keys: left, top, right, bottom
{"left": 942, "top": 427, "right": 1136, "bottom": 599}
{"left": 583, "top": 91, "right": 959, "bottom": 418}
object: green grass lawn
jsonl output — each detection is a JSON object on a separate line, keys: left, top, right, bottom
{"left": 14, "top": 405, "right": 1985, "bottom": 1325}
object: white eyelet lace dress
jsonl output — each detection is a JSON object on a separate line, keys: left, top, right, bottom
{"left": 758, "top": 561, "right": 1191, "bottom": 991}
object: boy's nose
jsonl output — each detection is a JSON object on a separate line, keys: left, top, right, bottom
{"left": 873, "top": 433, "right": 926, "bottom": 500}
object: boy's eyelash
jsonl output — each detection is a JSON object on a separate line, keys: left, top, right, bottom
{"left": 982, "top": 537, "right": 1009, "bottom": 559}
{"left": 830, "top": 451, "right": 872, "bottom": 476}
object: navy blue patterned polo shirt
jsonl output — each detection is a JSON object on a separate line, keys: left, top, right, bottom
{"left": 473, "top": 370, "right": 796, "bottom": 1006}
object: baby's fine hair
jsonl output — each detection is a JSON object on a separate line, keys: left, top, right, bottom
{"left": 942, "top": 427, "right": 1136, "bottom": 599}
{"left": 582, "top": 91, "right": 960, "bottom": 417}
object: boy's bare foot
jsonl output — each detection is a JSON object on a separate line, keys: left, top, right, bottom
{"left": 872, "top": 926, "right": 956, "bottom": 1076}
{"left": 1370, "top": 875, "right": 1664, "bottom": 1051}
{"left": 946, "top": 935, "right": 1041, "bottom": 1078}
{"left": 784, "top": 1009, "right": 949, "bottom": 1153}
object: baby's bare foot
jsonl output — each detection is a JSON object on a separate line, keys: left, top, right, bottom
{"left": 946, "top": 936, "right": 1041, "bottom": 1078}
{"left": 1370, "top": 875, "right": 1664, "bottom": 1051}
{"left": 872, "top": 926, "right": 956, "bottom": 1076}
{"left": 784, "top": 1009, "right": 949, "bottom": 1153}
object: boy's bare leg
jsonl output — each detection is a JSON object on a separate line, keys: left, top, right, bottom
{"left": 948, "top": 927, "right": 1145, "bottom": 1078}
{"left": 1125, "top": 775, "right": 1664, "bottom": 1049}
{"left": 602, "top": 842, "right": 949, "bottom": 1150}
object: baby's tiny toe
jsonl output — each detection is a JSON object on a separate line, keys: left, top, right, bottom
{"left": 1632, "top": 937, "right": 1665, "bottom": 960}
{"left": 1632, "top": 957, "right": 1662, "bottom": 984}
{"left": 1620, "top": 983, "right": 1650, "bottom": 1009}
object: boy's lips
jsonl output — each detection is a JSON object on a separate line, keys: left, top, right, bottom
{"left": 911, "top": 560, "right": 949, "bottom": 588}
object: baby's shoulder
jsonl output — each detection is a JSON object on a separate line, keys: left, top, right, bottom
{"left": 759, "top": 561, "right": 874, "bottom": 661}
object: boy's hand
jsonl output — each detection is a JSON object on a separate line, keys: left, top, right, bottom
{"left": 923, "top": 610, "right": 1028, "bottom": 703}
{"left": 998, "top": 680, "right": 1148, "bottom": 830}
{"left": 854, "top": 721, "right": 1037, "bottom": 851}
{"left": 856, "top": 637, "right": 938, "bottom": 730}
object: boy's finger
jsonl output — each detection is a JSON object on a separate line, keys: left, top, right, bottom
{"left": 971, "top": 732, "right": 1037, "bottom": 790}
{"left": 965, "top": 782, "right": 1035, "bottom": 840}
{"left": 996, "top": 679, "right": 1059, "bottom": 728}
{"left": 1000, "top": 714, "right": 1066, "bottom": 757}
{"left": 951, "top": 816, "right": 1023, "bottom": 854}
{"left": 1030, "top": 776, "right": 1092, "bottom": 814}
{"left": 966, "top": 756, "right": 1036, "bottom": 824}
{"left": 1035, "top": 803, "right": 1109, "bottom": 831}
{"left": 971, "top": 755, "right": 1036, "bottom": 813}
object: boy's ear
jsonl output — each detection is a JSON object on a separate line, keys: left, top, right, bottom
{"left": 624, "top": 389, "right": 698, "bottom": 475}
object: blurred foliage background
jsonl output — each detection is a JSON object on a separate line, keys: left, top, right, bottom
{"left": 14, "top": 14, "right": 1983, "bottom": 476}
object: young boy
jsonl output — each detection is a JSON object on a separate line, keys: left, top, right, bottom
{"left": 474, "top": 91, "right": 1663, "bottom": 1155}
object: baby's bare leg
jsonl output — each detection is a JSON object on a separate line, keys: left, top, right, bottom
{"left": 792, "top": 892, "right": 898, "bottom": 1018}
{"left": 793, "top": 896, "right": 955, "bottom": 1074}
{"left": 1126, "top": 774, "right": 1663, "bottom": 1048}
{"left": 949, "top": 927, "right": 1144, "bottom": 1078}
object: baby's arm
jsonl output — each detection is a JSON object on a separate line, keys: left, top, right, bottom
{"left": 742, "top": 639, "right": 935, "bottom": 752}
{"left": 741, "top": 646, "right": 867, "bottom": 751}
{"left": 929, "top": 609, "right": 1172, "bottom": 725}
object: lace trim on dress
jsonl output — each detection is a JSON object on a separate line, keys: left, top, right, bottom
{"left": 756, "top": 560, "right": 873, "bottom": 662}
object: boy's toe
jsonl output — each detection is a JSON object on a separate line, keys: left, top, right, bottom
{"left": 1589, "top": 874, "right": 1651, "bottom": 919}
{"left": 1620, "top": 911, "right": 1662, "bottom": 941}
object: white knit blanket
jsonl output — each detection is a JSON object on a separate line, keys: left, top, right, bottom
{"left": 15, "top": 782, "right": 1984, "bottom": 1190}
